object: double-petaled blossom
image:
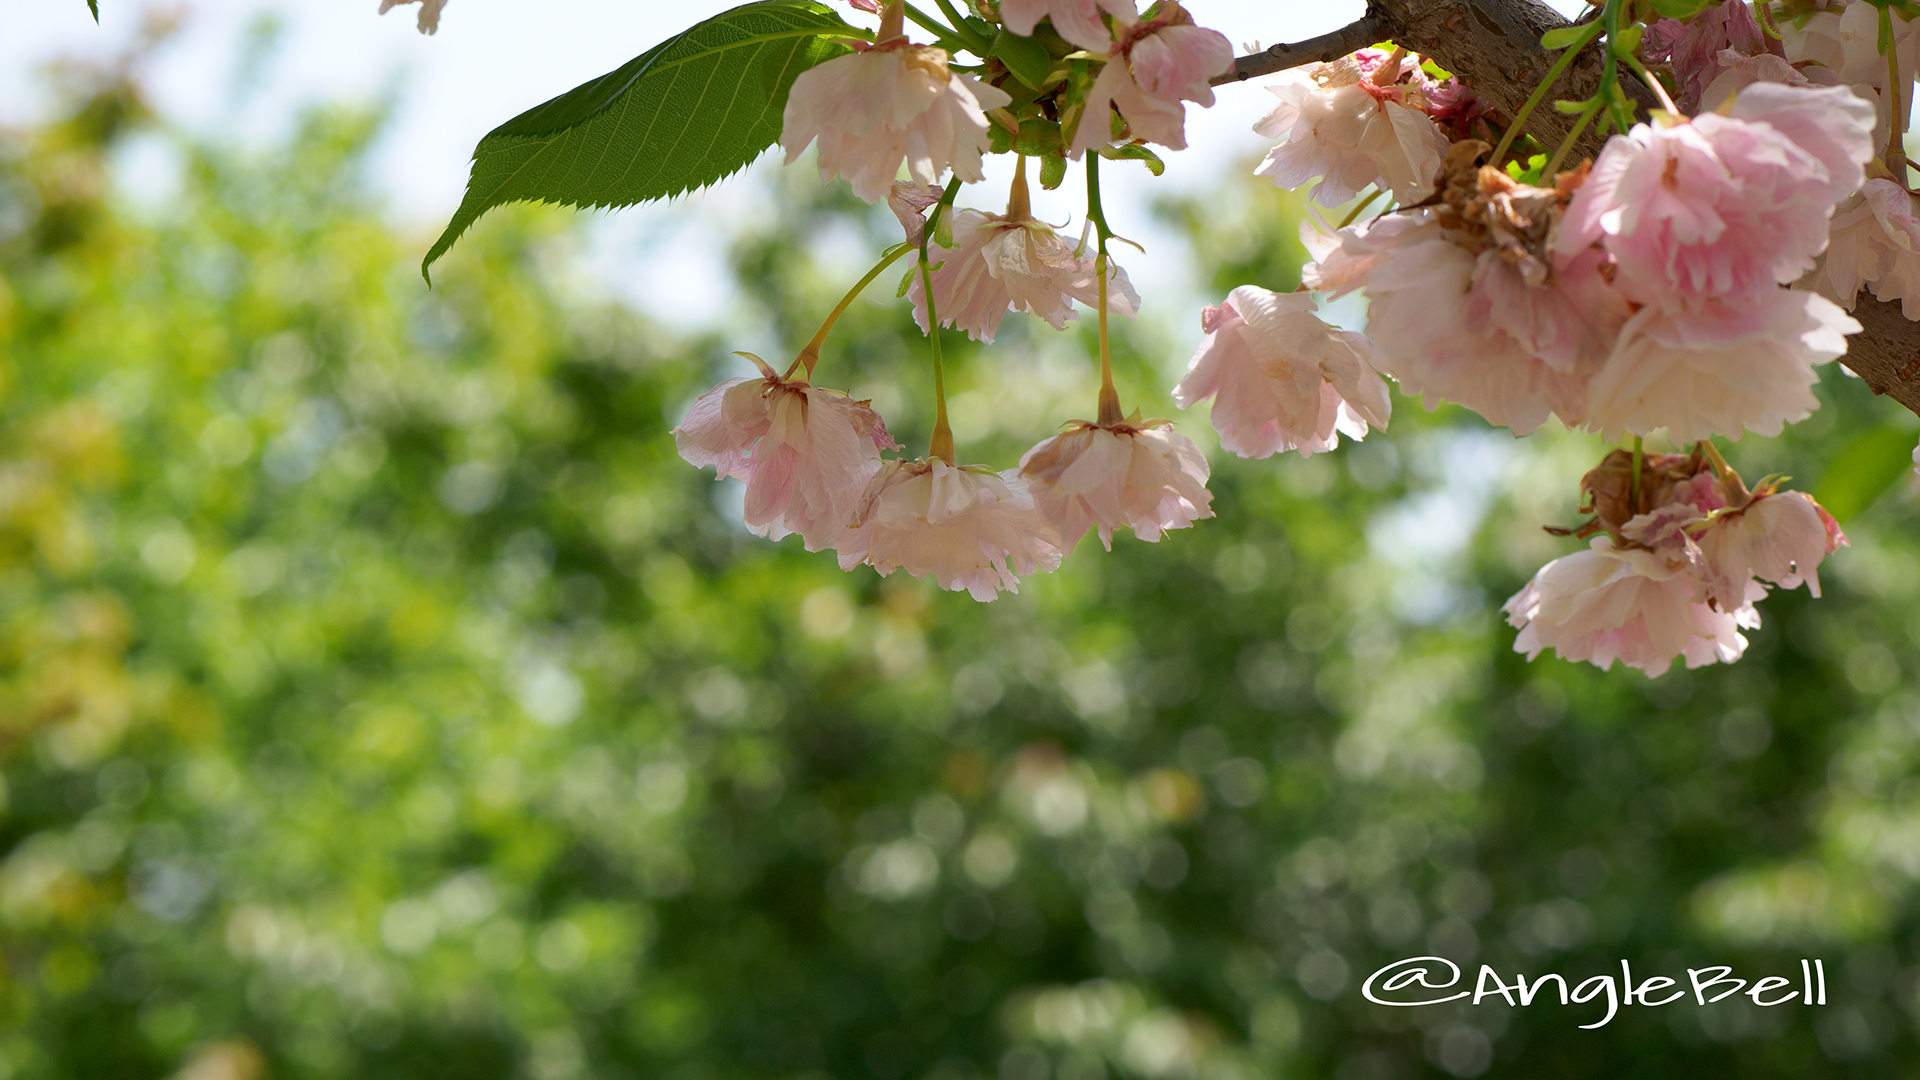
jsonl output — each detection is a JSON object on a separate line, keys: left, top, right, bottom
{"left": 909, "top": 210, "right": 1139, "bottom": 342}
{"left": 1506, "top": 447, "right": 1847, "bottom": 676}
{"left": 1583, "top": 295, "right": 1858, "bottom": 442}
{"left": 1017, "top": 421, "right": 1212, "bottom": 554}
{"left": 672, "top": 355, "right": 900, "bottom": 550}
{"left": 1253, "top": 49, "right": 1451, "bottom": 206}
{"left": 1818, "top": 178, "right": 1920, "bottom": 317}
{"left": 1304, "top": 154, "right": 1631, "bottom": 434}
{"left": 1173, "top": 286, "right": 1389, "bottom": 457}
{"left": 1557, "top": 82, "right": 1876, "bottom": 309}
{"left": 1504, "top": 535, "right": 1761, "bottom": 678}
{"left": 999, "top": 0, "right": 1135, "bottom": 53}
{"left": 835, "top": 459, "right": 1063, "bottom": 600}
{"left": 1068, "top": 1, "right": 1233, "bottom": 157}
{"left": 780, "top": 10, "right": 1012, "bottom": 202}
{"left": 379, "top": 0, "right": 448, "bottom": 34}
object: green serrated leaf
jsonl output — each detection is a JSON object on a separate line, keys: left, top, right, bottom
{"left": 1096, "top": 143, "right": 1164, "bottom": 176}
{"left": 991, "top": 28, "right": 1052, "bottom": 91}
{"left": 422, "top": 0, "right": 856, "bottom": 282}
{"left": 86, "top": 0, "right": 99, "bottom": 21}
{"left": 1812, "top": 423, "right": 1918, "bottom": 521}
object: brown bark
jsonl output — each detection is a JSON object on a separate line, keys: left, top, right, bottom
{"left": 1222, "top": 0, "right": 1920, "bottom": 420}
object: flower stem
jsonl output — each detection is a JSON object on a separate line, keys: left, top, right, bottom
{"left": 1886, "top": 6, "right": 1911, "bottom": 179}
{"left": 920, "top": 176, "right": 966, "bottom": 464}
{"left": 787, "top": 243, "right": 913, "bottom": 380}
{"left": 1628, "top": 434, "right": 1644, "bottom": 514}
{"left": 1491, "top": 18, "right": 1604, "bottom": 165}
{"left": 922, "top": 0, "right": 992, "bottom": 54}
{"left": 1621, "top": 53, "right": 1677, "bottom": 115}
{"left": 1336, "top": 187, "right": 1383, "bottom": 229}
{"left": 1008, "top": 155, "right": 1031, "bottom": 222}
{"left": 1085, "top": 155, "right": 1122, "bottom": 427}
{"left": 1542, "top": 100, "right": 1601, "bottom": 178}
{"left": 1600, "top": 0, "right": 1636, "bottom": 135}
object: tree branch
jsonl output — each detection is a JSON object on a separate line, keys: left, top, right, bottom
{"left": 1211, "top": 0, "right": 1920, "bottom": 421}
{"left": 1210, "top": 14, "right": 1387, "bottom": 86}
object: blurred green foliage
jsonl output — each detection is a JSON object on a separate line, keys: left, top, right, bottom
{"left": 6, "top": 52, "right": 1920, "bottom": 1080}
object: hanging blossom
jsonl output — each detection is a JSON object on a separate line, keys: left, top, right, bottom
{"left": 378, "top": 0, "right": 447, "bottom": 34}
{"left": 902, "top": 170, "right": 1139, "bottom": 342}
{"left": 835, "top": 460, "right": 1063, "bottom": 600}
{"left": 781, "top": 4, "right": 1012, "bottom": 202}
{"left": 1505, "top": 447, "right": 1846, "bottom": 677}
{"left": 1000, "top": 0, "right": 1136, "bottom": 54}
{"left": 1253, "top": 48, "right": 1452, "bottom": 206}
{"left": 1017, "top": 421, "right": 1213, "bottom": 554}
{"left": 1068, "top": 0, "right": 1233, "bottom": 157}
{"left": 672, "top": 355, "right": 900, "bottom": 550}
{"left": 1173, "top": 286, "right": 1389, "bottom": 458}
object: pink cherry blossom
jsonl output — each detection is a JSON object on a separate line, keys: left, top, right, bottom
{"left": 781, "top": 26, "right": 1012, "bottom": 202}
{"left": 1696, "top": 490, "right": 1847, "bottom": 609}
{"left": 1252, "top": 51, "right": 1451, "bottom": 206}
{"left": 1067, "top": 1, "right": 1232, "bottom": 157}
{"left": 1818, "top": 178, "right": 1920, "bottom": 317}
{"left": 379, "top": 0, "right": 447, "bottom": 34}
{"left": 1557, "top": 83, "right": 1876, "bottom": 310}
{"left": 1583, "top": 292, "right": 1858, "bottom": 443}
{"left": 1503, "top": 538, "right": 1760, "bottom": 678}
{"left": 1783, "top": 0, "right": 1920, "bottom": 97}
{"left": 1000, "top": 0, "right": 1135, "bottom": 53}
{"left": 673, "top": 356, "right": 900, "bottom": 550}
{"left": 836, "top": 459, "right": 1063, "bottom": 600}
{"left": 1172, "top": 286, "right": 1389, "bottom": 458}
{"left": 1642, "top": 0, "right": 1773, "bottom": 113}
{"left": 887, "top": 181, "right": 945, "bottom": 247}
{"left": 1309, "top": 211, "right": 1620, "bottom": 434}
{"left": 908, "top": 209, "right": 1139, "bottom": 342}
{"left": 1017, "top": 421, "right": 1213, "bottom": 554}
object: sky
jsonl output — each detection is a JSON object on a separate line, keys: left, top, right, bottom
{"left": 3, "top": 0, "right": 1582, "bottom": 330}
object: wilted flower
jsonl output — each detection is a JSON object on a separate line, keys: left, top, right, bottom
{"left": 1173, "top": 286, "right": 1389, "bottom": 458}
{"left": 1018, "top": 421, "right": 1212, "bottom": 554}
{"left": 836, "top": 459, "right": 1063, "bottom": 600}
{"left": 1068, "top": 1, "right": 1232, "bottom": 156}
{"left": 1642, "top": 0, "right": 1774, "bottom": 113}
{"left": 781, "top": 7, "right": 1012, "bottom": 202}
{"left": 379, "top": 0, "right": 447, "bottom": 34}
{"left": 672, "top": 355, "right": 899, "bottom": 550}
{"left": 1253, "top": 49, "right": 1451, "bottom": 205}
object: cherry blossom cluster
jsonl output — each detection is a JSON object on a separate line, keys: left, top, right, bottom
{"left": 1505, "top": 446, "right": 1844, "bottom": 677}
{"left": 658, "top": 0, "right": 1915, "bottom": 669}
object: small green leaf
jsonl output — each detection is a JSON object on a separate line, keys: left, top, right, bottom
{"left": 1539, "top": 25, "right": 1588, "bottom": 50}
{"left": 1611, "top": 23, "right": 1644, "bottom": 57}
{"left": 991, "top": 28, "right": 1052, "bottom": 91}
{"left": 1812, "top": 423, "right": 1918, "bottom": 521}
{"left": 1038, "top": 152, "right": 1067, "bottom": 190}
{"left": 86, "top": 0, "right": 99, "bottom": 21}
{"left": 1096, "top": 143, "right": 1163, "bottom": 176}
{"left": 423, "top": 0, "right": 857, "bottom": 282}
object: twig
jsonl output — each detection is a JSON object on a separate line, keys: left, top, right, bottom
{"left": 1211, "top": 13, "right": 1388, "bottom": 85}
